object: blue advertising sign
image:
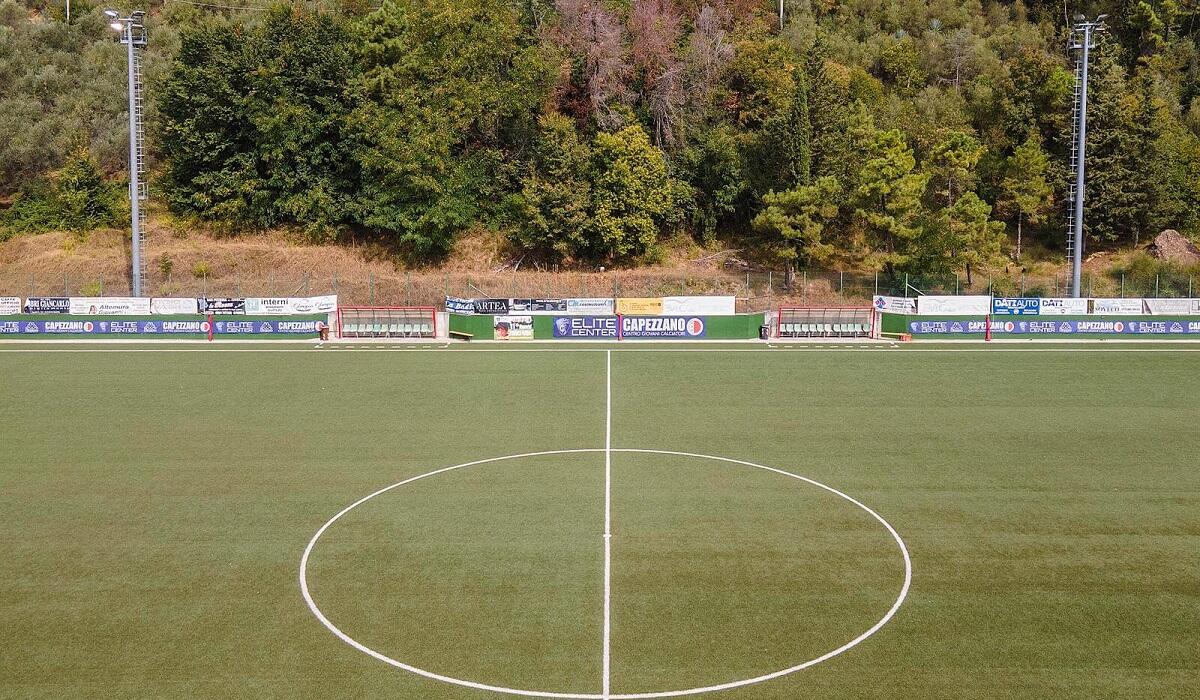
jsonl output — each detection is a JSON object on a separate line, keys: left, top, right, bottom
{"left": 0, "top": 319, "right": 320, "bottom": 335}
{"left": 552, "top": 316, "right": 618, "bottom": 339}
{"left": 907, "top": 319, "right": 1200, "bottom": 335}
{"left": 991, "top": 297, "right": 1041, "bottom": 315}
{"left": 550, "top": 315, "right": 708, "bottom": 339}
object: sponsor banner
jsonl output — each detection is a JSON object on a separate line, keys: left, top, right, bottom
{"left": 509, "top": 298, "right": 567, "bottom": 313}
{"left": 872, "top": 295, "right": 917, "bottom": 314}
{"left": 198, "top": 297, "right": 246, "bottom": 314}
{"left": 661, "top": 296, "right": 736, "bottom": 316}
{"left": 0, "top": 319, "right": 211, "bottom": 335}
{"left": 472, "top": 298, "right": 511, "bottom": 315}
{"left": 211, "top": 320, "right": 319, "bottom": 334}
{"left": 621, "top": 316, "right": 707, "bottom": 339}
{"left": 23, "top": 297, "right": 71, "bottom": 314}
{"left": 150, "top": 297, "right": 200, "bottom": 315}
{"left": 1090, "top": 298, "right": 1144, "bottom": 315}
{"left": 68, "top": 297, "right": 152, "bottom": 315}
{"left": 907, "top": 319, "right": 1200, "bottom": 335}
{"left": 915, "top": 295, "right": 991, "bottom": 315}
{"left": 493, "top": 315, "right": 534, "bottom": 340}
{"left": 445, "top": 296, "right": 475, "bottom": 313}
{"left": 992, "top": 297, "right": 1041, "bottom": 315}
{"left": 615, "top": 298, "right": 663, "bottom": 315}
{"left": 565, "top": 298, "right": 614, "bottom": 315}
{"left": 1038, "top": 297, "right": 1089, "bottom": 315}
{"left": 1143, "top": 298, "right": 1200, "bottom": 315}
{"left": 244, "top": 295, "right": 337, "bottom": 315}
{"left": 0, "top": 297, "right": 21, "bottom": 314}
{"left": 552, "top": 316, "right": 618, "bottom": 339}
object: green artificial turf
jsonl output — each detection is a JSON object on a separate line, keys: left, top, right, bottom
{"left": 0, "top": 347, "right": 1196, "bottom": 699}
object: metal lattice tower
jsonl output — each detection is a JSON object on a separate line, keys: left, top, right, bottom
{"left": 1066, "top": 15, "right": 1105, "bottom": 298}
{"left": 108, "top": 9, "right": 148, "bottom": 296}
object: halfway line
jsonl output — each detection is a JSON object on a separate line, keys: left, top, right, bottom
{"left": 602, "top": 350, "right": 613, "bottom": 698}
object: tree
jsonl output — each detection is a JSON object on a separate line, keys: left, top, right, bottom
{"left": 928, "top": 192, "right": 1007, "bottom": 286}
{"left": 925, "top": 131, "right": 984, "bottom": 208}
{"left": 997, "top": 130, "right": 1053, "bottom": 261}
{"left": 854, "top": 128, "right": 929, "bottom": 272}
{"left": 586, "top": 125, "right": 673, "bottom": 261}
{"left": 510, "top": 113, "right": 592, "bottom": 261}
{"left": 752, "top": 176, "right": 841, "bottom": 288}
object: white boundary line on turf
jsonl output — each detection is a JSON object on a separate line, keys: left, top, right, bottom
{"left": 298, "top": 448, "right": 912, "bottom": 699}
{"left": 603, "top": 351, "right": 613, "bottom": 699}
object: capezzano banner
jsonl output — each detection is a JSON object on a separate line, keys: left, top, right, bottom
{"left": 552, "top": 316, "right": 707, "bottom": 339}
{"left": 0, "top": 319, "right": 321, "bottom": 335}
{"left": 908, "top": 319, "right": 1200, "bottom": 335}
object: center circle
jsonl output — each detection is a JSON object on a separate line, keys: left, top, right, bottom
{"left": 299, "top": 448, "right": 912, "bottom": 699}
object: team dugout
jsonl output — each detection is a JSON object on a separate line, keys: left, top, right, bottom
{"left": 337, "top": 307, "right": 436, "bottom": 338}
{"left": 776, "top": 307, "right": 873, "bottom": 338}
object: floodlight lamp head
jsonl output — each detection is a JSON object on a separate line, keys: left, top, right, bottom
{"left": 1073, "top": 13, "right": 1085, "bottom": 21}
{"left": 110, "top": 21, "right": 123, "bottom": 31}
{"left": 103, "top": 9, "right": 118, "bottom": 17}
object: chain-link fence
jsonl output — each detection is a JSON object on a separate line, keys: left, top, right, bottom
{"left": 7, "top": 265, "right": 1196, "bottom": 312}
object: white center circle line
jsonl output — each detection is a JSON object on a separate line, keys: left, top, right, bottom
{"left": 299, "top": 449, "right": 912, "bottom": 699}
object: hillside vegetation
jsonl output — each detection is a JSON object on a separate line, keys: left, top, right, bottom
{"left": 4, "top": 0, "right": 1200, "bottom": 290}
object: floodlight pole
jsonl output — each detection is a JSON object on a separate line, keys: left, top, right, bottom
{"left": 108, "top": 10, "right": 147, "bottom": 296}
{"left": 1068, "top": 16, "right": 1105, "bottom": 298}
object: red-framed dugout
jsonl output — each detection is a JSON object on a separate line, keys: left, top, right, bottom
{"left": 336, "top": 306, "right": 438, "bottom": 338}
{"left": 775, "top": 306, "right": 876, "bottom": 338}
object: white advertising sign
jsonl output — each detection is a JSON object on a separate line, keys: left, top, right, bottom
{"left": 244, "top": 295, "right": 338, "bottom": 315}
{"left": 915, "top": 295, "right": 992, "bottom": 316}
{"left": 1038, "top": 298, "right": 1089, "bottom": 315}
{"left": 150, "top": 297, "right": 200, "bottom": 315}
{"left": 872, "top": 295, "right": 917, "bottom": 314}
{"left": 493, "top": 315, "right": 533, "bottom": 340}
{"left": 68, "top": 297, "right": 152, "bottom": 315}
{"left": 1091, "top": 298, "right": 1145, "bottom": 315}
{"left": 661, "top": 296, "right": 736, "bottom": 315}
{"left": 564, "top": 298, "right": 615, "bottom": 315}
{"left": 1143, "top": 298, "right": 1200, "bottom": 315}
{"left": 0, "top": 296, "right": 20, "bottom": 314}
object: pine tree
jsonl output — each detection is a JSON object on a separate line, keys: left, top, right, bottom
{"left": 998, "top": 130, "right": 1053, "bottom": 261}
{"left": 752, "top": 176, "right": 841, "bottom": 288}
{"left": 854, "top": 128, "right": 929, "bottom": 272}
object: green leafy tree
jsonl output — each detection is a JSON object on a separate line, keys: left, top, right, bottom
{"left": 854, "top": 128, "right": 929, "bottom": 272}
{"left": 926, "top": 192, "right": 1007, "bottom": 286}
{"left": 677, "top": 125, "right": 744, "bottom": 244}
{"left": 510, "top": 113, "right": 592, "bottom": 261}
{"left": 997, "top": 130, "right": 1053, "bottom": 261}
{"left": 752, "top": 176, "right": 841, "bottom": 289}
{"left": 586, "top": 125, "right": 673, "bottom": 262}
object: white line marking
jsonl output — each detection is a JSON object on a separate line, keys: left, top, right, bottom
{"left": 299, "top": 448, "right": 911, "bottom": 699}
{"left": 5, "top": 346, "right": 1200, "bottom": 354}
{"left": 603, "top": 351, "right": 613, "bottom": 699}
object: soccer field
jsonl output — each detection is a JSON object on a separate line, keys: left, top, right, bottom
{"left": 1, "top": 344, "right": 1197, "bottom": 699}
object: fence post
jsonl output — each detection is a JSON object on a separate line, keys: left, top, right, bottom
{"left": 955, "top": 275, "right": 959, "bottom": 295}
{"left": 1190, "top": 276, "right": 1194, "bottom": 298}
{"left": 1155, "top": 274, "right": 1160, "bottom": 297}
{"left": 63, "top": 272, "right": 68, "bottom": 296}
{"left": 99, "top": 274, "right": 103, "bottom": 296}
{"left": 874, "top": 271, "right": 878, "bottom": 296}
{"left": 405, "top": 272, "right": 411, "bottom": 306}
{"left": 838, "top": 270, "right": 844, "bottom": 296}
{"left": 269, "top": 271, "right": 274, "bottom": 296}
{"left": 331, "top": 272, "right": 338, "bottom": 296}
{"left": 1020, "top": 273, "right": 1025, "bottom": 295}
{"left": 903, "top": 273, "right": 908, "bottom": 297}
{"left": 802, "top": 270, "right": 807, "bottom": 301}
{"left": 304, "top": 272, "right": 310, "bottom": 295}
{"left": 1120, "top": 274, "right": 1125, "bottom": 298}
{"left": 681, "top": 277, "right": 685, "bottom": 296}
{"left": 1088, "top": 274, "right": 1093, "bottom": 298}
{"left": 368, "top": 272, "right": 375, "bottom": 306}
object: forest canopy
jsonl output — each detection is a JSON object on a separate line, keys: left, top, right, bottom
{"left": 4, "top": 0, "right": 1200, "bottom": 278}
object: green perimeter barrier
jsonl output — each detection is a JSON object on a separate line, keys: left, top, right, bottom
{"left": 0, "top": 315, "right": 325, "bottom": 340}
{"left": 448, "top": 313, "right": 496, "bottom": 340}
{"left": 449, "top": 313, "right": 765, "bottom": 340}
{"left": 881, "top": 312, "right": 1200, "bottom": 339}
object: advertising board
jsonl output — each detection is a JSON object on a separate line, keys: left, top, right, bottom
{"left": 915, "top": 296, "right": 992, "bottom": 315}
{"left": 991, "top": 298, "right": 1041, "bottom": 315}
{"left": 493, "top": 315, "right": 534, "bottom": 340}
{"left": 872, "top": 296, "right": 917, "bottom": 314}
{"left": 661, "top": 296, "right": 735, "bottom": 315}
{"left": 23, "top": 297, "right": 71, "bottom": 313}
{"left": 1037, "top": 298, "right": 1089, "bottom": 315}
